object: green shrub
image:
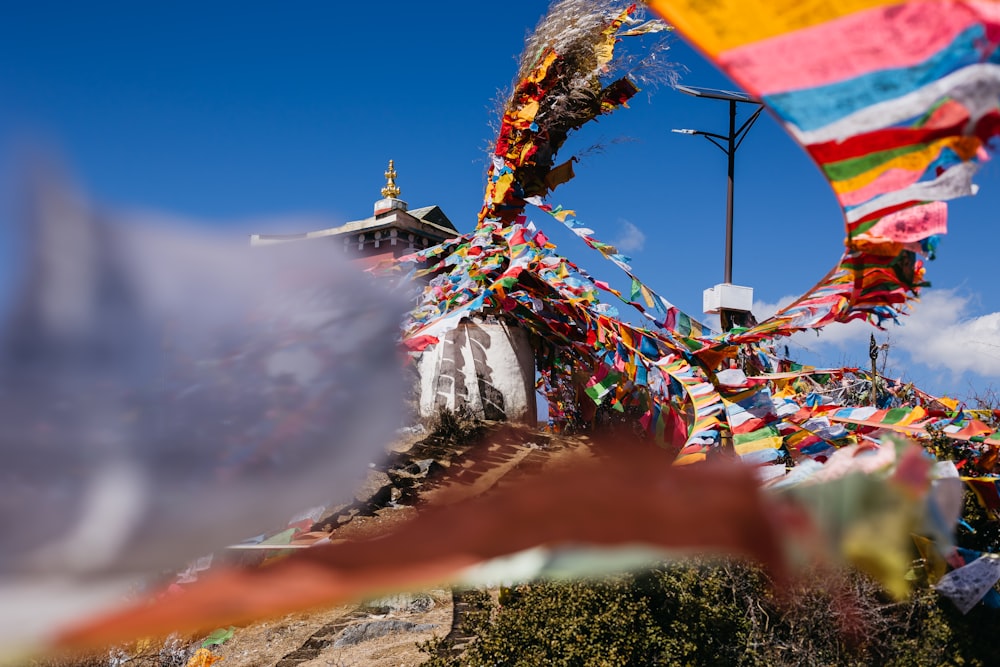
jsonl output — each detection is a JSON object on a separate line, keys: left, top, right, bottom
{"left": 423, "top": 560, "right": 998, "bottom": 667}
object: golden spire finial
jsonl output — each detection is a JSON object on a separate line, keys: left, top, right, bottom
{"left": 381, "top": 160, "right": 400, "bottom": 199}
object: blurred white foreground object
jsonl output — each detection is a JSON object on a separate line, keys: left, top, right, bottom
{"left": 0, "top": 168, "right": 404, "bottom": 648}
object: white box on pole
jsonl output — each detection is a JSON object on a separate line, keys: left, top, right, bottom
{"left": 703, "top": 283, "right": 754, "bottom": 314}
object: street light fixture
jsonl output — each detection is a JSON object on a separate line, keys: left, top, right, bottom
{"left": 675, "top": 84, "right": 757, "bottom": 103}
{"left": 673, "top": 85, "right": 764, "bottom": 330}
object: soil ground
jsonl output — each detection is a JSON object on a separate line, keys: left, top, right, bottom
{"left": 211, "top": 590, "right": 453, "bottom": 667}
{"left": 207, "top": 424, "right": 597, "bottom": 667}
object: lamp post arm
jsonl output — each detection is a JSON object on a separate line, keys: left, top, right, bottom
{"left": 734, "top": 106, "right": 764, "bottom": 152}
{"left": 702, "top": 135, "right": 730, "bottom": 155}
{"left": 692, "top": 130, "right": 730, "bottom": 141}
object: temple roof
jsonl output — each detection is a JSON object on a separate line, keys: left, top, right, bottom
{"left": 249, "top": 204, "right": 458, "bottom": 246}
{"left": 250, "top": 161, "right": 459, "bottom": 246}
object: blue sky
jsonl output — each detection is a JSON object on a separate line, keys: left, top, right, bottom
{"left": 2, "top": 1, "right": 998, "bottom": 400}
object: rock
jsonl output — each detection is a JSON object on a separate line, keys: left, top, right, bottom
{"left": 332, "top": 620, "right": 437, "bottom": 647}
{"left": 359, "top": 593, "right": 436, "bottom": 615}
{"left": 407, "top": 458, "right": 438, "bottom": 476}
{"left": 365, "top": 483, "right": 394, "bottom": 510}
{"left": 354, "top": 471, "right": 392, "bottom": 503}
{"left": 389, "top": 458, "right": 443, "bottom": 481}
{"left": 405, "top": 594, "right": 436, "bottom": 613}
{"left": 420, "top": 459, "right": 446, "bottom": 480}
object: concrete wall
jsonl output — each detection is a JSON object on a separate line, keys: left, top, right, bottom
{"left": 417, "top": 319, "right": 536, "bottom": 424}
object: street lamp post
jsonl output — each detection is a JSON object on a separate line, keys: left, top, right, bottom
{"left": 673, "top": 85, "right": 763, "bottom": 331}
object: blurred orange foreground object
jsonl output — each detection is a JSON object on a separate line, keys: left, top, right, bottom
{"left": 56, "top": 452, "right": 796, "bottom": 651}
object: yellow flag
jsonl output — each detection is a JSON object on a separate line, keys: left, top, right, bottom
{"left": 186, "top": 648, "right": 224, "bottom": 667}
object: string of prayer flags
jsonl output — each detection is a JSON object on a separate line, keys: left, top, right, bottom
{"left": 649, "top": 0, "right": 1000, "bottom": 340}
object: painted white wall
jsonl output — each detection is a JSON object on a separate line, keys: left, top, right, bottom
{"left": 417, "top": 319, "right": 536, "bottom": 424}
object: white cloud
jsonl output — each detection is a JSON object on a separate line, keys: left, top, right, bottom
{"left": 752, "top": 297, "right": 796, "bottom": 320}
{"left": 893, "top": 290, "right": 1000, "bottom": 377}
{"left": 790, "top": 319, "right": 874, "bottom": 351}
{"left": 614, "top": 220, "right": 646, "bottom": 253}
{"left": 753, "top": 289, "right": 1000, "bottom": 382}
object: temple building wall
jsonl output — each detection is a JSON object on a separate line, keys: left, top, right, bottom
{"left": 416, "top": 319, "right": 536, "bottom": 424}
